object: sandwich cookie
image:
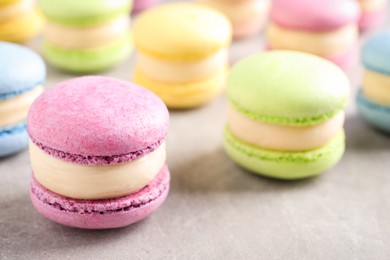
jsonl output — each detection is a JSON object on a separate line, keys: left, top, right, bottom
{"left": 39, "top": 0, "right": 132, "bottom": 73}
{"left": 266, "top": 0, "right": 360, "bottom": 69}
{"left": 357, "top": 31, "right": 390, "bottom": 133}
{"left": 0, "top": 0, "right": 43, "bottom": 42}
{"left": 0, "top": 42, "right": 45, "bottom": 157}
{"left": 28, "top": 76, "right": 170, "bottom": 229}
{"left": 224, "top": 51, "right": 350, "bottom": 179}
{"left": 133, "top": 2, "right": 232, "bottom": 108}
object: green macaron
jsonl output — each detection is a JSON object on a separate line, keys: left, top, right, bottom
{"left": 224, "top": 51, "right": 350, "bottom": 179}
{"left": 42, "top": 36, "right": 131, "bottom": 73}
{"left": 39, "top": 0, "right": 132, "bottom": 73}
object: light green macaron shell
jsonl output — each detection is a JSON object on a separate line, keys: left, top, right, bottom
{"left": 39, "top": 0, "right": 132, "bottom": 26}
{"left": 227, "top": 51, "right": 350, "bottom": 127}
{"left": 224, "top": 127, "right": 345, "bottom": 179}
{"left": 43, "top": 36, "right": 132, "bottom": 73}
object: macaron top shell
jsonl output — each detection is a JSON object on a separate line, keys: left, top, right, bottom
{"left": 133, "top": 3, "right": 232, "bottom": 60}
{"left": 27, "top": 76, "right": 169, "bottom": 158}
{"left": 0, "top": 42, "right": 46, "bottom": 99}
{"left": 39, "top": 0, "right": 132, "bottom": 26}
{"left": 227, "top": 51, "right": 350, "bottom": 127}
{"left": 362, "top": 31, "right": 390, "bottom": 74}
{"left": 271, "top": 0, "right": 360, "bottom": 31}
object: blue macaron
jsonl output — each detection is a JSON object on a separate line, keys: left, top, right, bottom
{"left": 356, "top": 31, "right": 390, "bottom": 133}
{"left": 0, "top": 42, "right": 45, "bottom": 157}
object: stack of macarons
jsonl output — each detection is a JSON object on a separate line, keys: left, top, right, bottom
{"left": 0, "top": 0, "right": 43, "bottom": 42}
{"left": 358, "top": 0, "right": 388, "bottom": 31}
{"left": 0, "top": 42, "right": 45, "bottom": 157}
{"left": 133, "top": 2, "right": 232, "bottom": 109}
{"left": 132, "top": 0, "right": 160, "bottom": 14}
{"left": 224, "top": 51, "right": 350, "bottom": 179}
{"left": 39, "top": 0, "right": 132, "bottom": 73}
{"left": 197, "top": 0, "right": 270, "bottom": 38}
{"left": 28, "top": 76, "right": 170, "bottom": 229}
{"left": 266, "top": 0, "right": 360, "bottom": 68}
{"left": 357, "top": 31, "right": 390, "bottom": 133}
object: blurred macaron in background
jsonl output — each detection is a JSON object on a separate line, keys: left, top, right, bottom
{"left": 0, "top": 0, "right": 43, "bottom": 42}
{"left": 39, "top": 0, "right": 132, "bottom": 73}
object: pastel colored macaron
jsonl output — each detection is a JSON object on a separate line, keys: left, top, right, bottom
{"left": 197, "top": 0, "right": 270, "bottom": 39}
{"left": 357, "top": 31, "right": 390, "bottom": 133}
{"left": 28, "top": 76, "right": 170, "bottom": 229}
{"left": 266, "top": 0, "right": 360, "bottom": 69}
{"left": 39, "top": 0, "right": 132, "bottom": 73}
{"left": 358, "top": 0, "right": 388, "bottom": 31}
{"left": 0, "top": 42, "right": 45, "bottom": 157}
{"left": 224, "top": 51, "right": 350, "bottom": 179}
{"left": 132, "top": 0, "right": 160, "bottom": 14}
{"left": 133, "top": 2, "right": 232, "bottom": 109}
{"left": 0, "top": 0, "right": 43, "bottom": 42}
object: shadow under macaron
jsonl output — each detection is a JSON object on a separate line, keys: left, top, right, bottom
{"left": 344, "top": 112, "right": 390, "bottom": 151}
{"left": 169, "top": 146, "right": 321, "bottom": 195}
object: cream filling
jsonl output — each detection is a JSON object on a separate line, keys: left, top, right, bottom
{"left": 0, "top": 86, "right": 43, "bottom": 127}
{"left": 137, "top": 49, "right": 228, "bottom": 83}
{"left": 362, "top": 69, "right": 390, "bottom": 105}
{"left": 198, "top": 0, "right": 269, "bottom": 23}
{"left": 358, "top": 0, "right": 387, "bottom": 11}
{"left": 267, "top": 23, "right": 358, "bottom": 56}
{"left": 227, "top": 105, "right": 345, "bottom": 151}
{"left": 44, "top": 15, "right": 130, "bottom": 49}
{"left": 0, "top": 0, "right": 33, "bottom": 22}
{"left": 30, "top": 141, "right": 166, "bottom": 200}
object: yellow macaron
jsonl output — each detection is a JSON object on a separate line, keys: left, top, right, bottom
{"left": 0, "top": 0, "right": 43, "bottom": 42}
{"left": 133, "top": 2, "right": 232, "bottom": 108}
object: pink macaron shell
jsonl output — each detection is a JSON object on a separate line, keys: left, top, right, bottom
{"left": 132, "top": 0, "right": 160, "bottom": 14}
{"left": 30, "top": 165, "right": 170, "bottom": 229}
{"left": 271, "top": 0, "right": 361, "bottom": 31}
{"left": 359, "top": 8, "right": 388, "bottom": 31}
{"left": 27, "top": 76, "right": 169, "bottom": 159}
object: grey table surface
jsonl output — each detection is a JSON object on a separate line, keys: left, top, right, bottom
{"left": 1, "top": 1, "right": 390, "bottom": 259}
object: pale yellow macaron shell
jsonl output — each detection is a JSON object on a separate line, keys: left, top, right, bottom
{"left": 133, "top": 2, "right": 232, "bottom": 61}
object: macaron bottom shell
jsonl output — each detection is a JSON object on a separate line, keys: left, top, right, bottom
{"left": 0, "top": 123, "right": 29, "bottom": 157}
{"left": 134, "top": 67, "right": 227, "bottom": 109}
{"left": 30, "top": 165, "right": 170, "bottom": 229}
{"left": 42, "top": 36, "right": 132, "bottom": 73}
{"left": 356, "top": 90, "right": 390, "bottom": 133}
{"left": 224, "top": 127, "right": 345, "bottom": 180}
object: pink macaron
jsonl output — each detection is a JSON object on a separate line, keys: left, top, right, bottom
{"left": 132, "top": 0, "right": 161, "bottom": 14}
{"left": 266, "top": 0, "right": 361, "bottom": 69}
{"left": 28, "top": 76, "right": 170, "bottom": 229}
{"left": 358, "top": 0, "right": 388, "bottom": 32}
{"left": 197, "top": 0, "right": 270, "bottom": 39}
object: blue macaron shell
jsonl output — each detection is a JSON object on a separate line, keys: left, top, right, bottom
{"left": 356, "top": 90, "right": 390, "bottom": 133}
{"left": 0, "top": 42, "right": 46, "bottom": 100}
{"left": 361, "top": 30, "right": 390, "bottom": 75}
{"left": 0, "top": 123, "right": 29, "bottom": 157}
